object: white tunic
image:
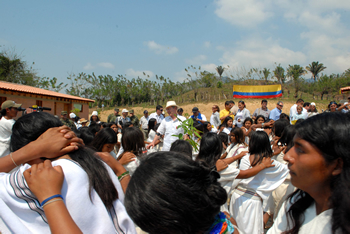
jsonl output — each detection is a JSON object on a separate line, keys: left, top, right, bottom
{"left": 0, "top": 159, "right": 136, "bottom": 234}
{"left": 267, "top": 201, "right": 333, "bottom": 234}
{"left": 0, "top": 117, "right": 15, "bottom": 158}
{"left": 218, "top": 164, "right": 240, "bottom": 213}
{"left": 229, "top": 154, "right": 289, "bottom": 234}
{"left": 226, "top": 143, "right": 248, "bottom": 168}
{"left": 146, "top": 129, "right": 162, "bottom": 153}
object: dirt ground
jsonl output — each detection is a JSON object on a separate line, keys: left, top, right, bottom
{"left": 94, "top": 100, "right": 326, "bottom": 122}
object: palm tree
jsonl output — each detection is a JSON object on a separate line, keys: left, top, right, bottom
{"left": 262, "top": 68, "right": 271, "bottom": 84}
{"left": 215, "top": 65, "right": 225, "bottom": 81}
{"left": 287, "top": 64, "right": 307, "bottom": 98}
{"left": 305, "top": 61, "right": 327, "bottom": 82}
{"left": 273, "top": 64, "right": 285, "bottom": 84}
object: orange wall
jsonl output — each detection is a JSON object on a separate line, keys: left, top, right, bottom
{"left": 0, "top": 94, "right": 90, "bottom": 120}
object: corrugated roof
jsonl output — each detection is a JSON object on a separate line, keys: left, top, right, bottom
{"left": 0, "top": 81, "right": 94, "bottom": 102}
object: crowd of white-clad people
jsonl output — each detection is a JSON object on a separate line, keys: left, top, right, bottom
{"left": 0, "top": 97, "right": 349, "bottom": 234}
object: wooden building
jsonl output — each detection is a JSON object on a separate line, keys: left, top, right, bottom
{"left": 0, "top": 81, "right": 94, "bottom": 119}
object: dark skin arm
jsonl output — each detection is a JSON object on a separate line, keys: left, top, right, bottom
{"left": 236, "top": 157, "right": 274, "bottom": 179}
{"left": 0, "top": 126, "right": 82, "bottom": 173}
{"left": 24, "top": 160, "right": 82, "bottom": 234}
{"left": 96, "top": 152, "right": 130, "bottom": 193}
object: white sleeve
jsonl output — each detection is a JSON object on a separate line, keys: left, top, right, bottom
{"left": 267, "top": 201, "right": 289, "bottom": 234}
{"left": 157, "top": 119, "right": 166, "bottom": 135}
{"left": 202, "top": 114, "right": 207, "bottom": 121}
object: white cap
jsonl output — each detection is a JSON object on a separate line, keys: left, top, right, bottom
{"left": 91, "top": 111, "right": 98, "bottom": 116}
{"left": 69, "top": 113, "right": 76, "bottom": 118}
{"left": 310, "top": 102, "right": 316, "bottom": 106}
{"left": 122, "top": 109, "right": 129, "bottom": 113}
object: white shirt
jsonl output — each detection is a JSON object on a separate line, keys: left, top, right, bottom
{"left": 268, "top": 201, "right": 333, "bottom": 234}
{"left": 157, "top": 115, "right": 186, "bottom": 151}
{"left": 289, "top": 104, "right": 308, "bottom": 124}
{"left": 0, "top": 117, "right": 15, "bottom": 158}
{"left": 139, "top": 116, "right": 150, "bottom": 129}
{"left": 149, "top": 112, "right": 164, "bottom": 124}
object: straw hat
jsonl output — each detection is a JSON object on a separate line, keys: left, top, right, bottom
{"left": 165, "top": 101, "right": 178, "bottom": 109}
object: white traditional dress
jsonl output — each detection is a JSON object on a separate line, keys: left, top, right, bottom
{"left": 226, "top": 143, "right": 248, "bottom": 168}
{"left": 267, "top": 200, "right": 333, "bottom": 234}
{"left": 272, "top": 152, "right": 295, "bottom": 219}
{"left": 0, "top": 159, "right": 136, "bottom": 234}
{"left": 218, "top": 164, "right": 240, "bottom": 213}
{"left": 229, "top": 154, "right": 288, "bottom": 234}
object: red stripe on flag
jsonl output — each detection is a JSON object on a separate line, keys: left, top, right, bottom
{"left": 233, "top": 93, "right": 283, "bottom": 99}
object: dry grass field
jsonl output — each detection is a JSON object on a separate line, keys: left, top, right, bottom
{"left": 94, "top": 100, "right": 329, "bottom": 122}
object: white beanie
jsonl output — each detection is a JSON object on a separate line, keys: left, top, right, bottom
{"left": 91, "top": 111, "right": 98, "bottom": 116}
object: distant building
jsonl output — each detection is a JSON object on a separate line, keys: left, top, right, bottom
{"left": 0, "top": 81, "right": 94, "bottom": 119}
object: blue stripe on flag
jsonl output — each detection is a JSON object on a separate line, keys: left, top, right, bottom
{"left": 233, "top": 90, "right": 282, "bottom": 96}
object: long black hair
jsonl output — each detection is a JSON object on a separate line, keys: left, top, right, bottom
{"left": 273, "top": 118, "right": 290, "bottom": 137}
{"left": 230, "top": 127, "right": 245, "bottom": 144}
{"left": 148, "top": 118, "right": 157, "bottom": 134}
{"left": 125, "top": 151, "right": 226, "bottom": 234}
{"left": 285, "top": 112, "right": 350, "bottom": 234}
{"left": 10, "top": 112, "right": 118, "bottom": 210}
{"left": 249, "top": 131, "right": 273, "bottom": 166}
{"left": 221, "top": 116, "right": 233, "bottom": 128}
{"left": 196, "top": 132, "right": 222, "bottom": 168}
{"left": 277, "top": 125, "right": 296, "bottom": 154}
{"left": 255, "top": 115, "right": 266, "bottom": 124}
{"left": 89, "top": 127, "right": 117, "bottom": 152}
{"left": 170, "top": 140, "right": 192, "bottom": 159}
{"left": 121, "top": 127, "right": 145, "bottom": 157}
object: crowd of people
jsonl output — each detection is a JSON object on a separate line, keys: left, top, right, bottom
{"left": 0, "top": 97, "right": 349, "bottom": 234}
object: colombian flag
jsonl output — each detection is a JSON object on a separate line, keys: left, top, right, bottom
{"left": 233, "top": 85, "right": 282, "bottom": 99}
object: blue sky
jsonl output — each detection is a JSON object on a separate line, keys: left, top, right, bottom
{"left": 1, "top": 0, "right": 350, "bottom": 87}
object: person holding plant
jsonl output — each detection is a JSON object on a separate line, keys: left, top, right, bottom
{"left": 147, "top": 101, "right": 186, "bottom": 151}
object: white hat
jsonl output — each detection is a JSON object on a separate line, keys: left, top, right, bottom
{"left": 91, "top": 111, "right": 98, "bottom": 116}
{"left": 122, "top": 109, "right": 129, "bottom": 113}
{"left": 165, "top": 101, "right": 178, "bottom": 109}
{"left": 310, "top": 102, "right": 316, "bottom": 106}
{"left": 69, "top": 113, "right": 76, "bottom": 118}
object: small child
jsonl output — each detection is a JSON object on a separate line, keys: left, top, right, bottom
{"left": 242, "top": 118, "right": 253, "bottom": 145}
{"left": 291, "top": 105, "right": 304, "bottom": 124}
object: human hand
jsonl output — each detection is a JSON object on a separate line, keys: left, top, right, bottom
{"left": 216, "top": 160, "right": 228, "bottom": 172}
{"left": 118, "top": 152, "right": 136, "bottom": 165}
{"left": 146, "top": 142, "right": 155, "bottom": 149}
{"left": 23, "top": 160, "right": 64, "bottom": 203}
{"left": 237, "top": 151, "right": 248, "bottom": 159}
{"left": 259, "top": 157, "right": 275, "bottom": 169}
{"left": 30, "top": 126, "right": 83, "bottom": 159}
{"left": 273, "top": 146, "right": 286, "bottom": 155}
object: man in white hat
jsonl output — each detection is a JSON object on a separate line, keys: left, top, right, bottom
{"left": 0, "top": 100, "right": 22, "bottom": 158}
{"left": 116, "top": 109, "right": 130, "bottom": 130}
{"left": 147, "top": 101, "right": 186, "bottom": 151}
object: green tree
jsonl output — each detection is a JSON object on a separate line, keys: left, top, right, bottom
{"left": 215, "top": 65, "right": 225, "bottom": 81}
{"left": 37, "top": 77, "right": 67, "bottom": 92}
{"left": 262, "top": 68, "right": 271, "bottom": 84}
{"left": 185, "top": 66, "right": 202, "bottom": 101}
{"left": 305, "top": 61, "right": 327, "bottom": 82}
{"left": 0, "top": 50, "right": 38, "bottom": 85}
{"left": 66, "top": 73, "right": 92, "bottom": 98}
{"left": 287, "top": 64, "right": 307, "bottom": 98}
{"left": 273, "top": 64, "right": 285, "bottom": 84}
